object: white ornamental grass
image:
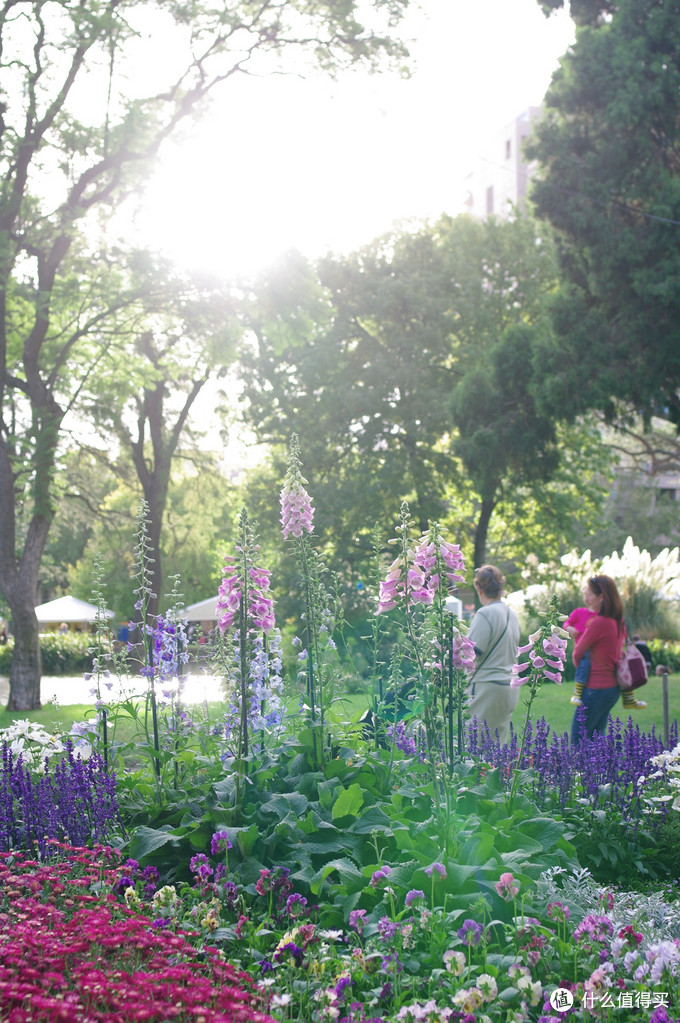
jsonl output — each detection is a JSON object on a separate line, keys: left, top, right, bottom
{"left": 599, "top": 537, "right": 680, "bottom": 600}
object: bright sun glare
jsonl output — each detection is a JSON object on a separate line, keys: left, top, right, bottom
{"left": 127, "top": 0, "right": 575, "bottom": 281}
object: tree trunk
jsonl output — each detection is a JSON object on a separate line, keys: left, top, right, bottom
{"left": 6, "top": 602, "right": 42, "bottom": 710}
{"left": 473, "top": 495, "right": 496, "bottom": 571}
{"left": 0, "top": 396, "right": 62, "bottom": 709}
{"left": 0, "top": 506, "right": 50, "bottom": 710}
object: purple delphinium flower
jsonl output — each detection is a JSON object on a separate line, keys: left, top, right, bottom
{"left": 274, "top": 941, "right": 304, "bottom": 967}
{"left": 189, "top": 853, "right": 213, "bottom": 882}
{"left": 286, "top": 893, "right": 308, "bottom": 919}
{"left": 377, "top": 917, "right": 400, "bottom": 941}
{"left": 334, "top": 976, "right": 353, "bottom": 1001}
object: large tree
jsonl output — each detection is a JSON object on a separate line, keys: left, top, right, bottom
{"left": 527, "top": 0, "right": 680, "bottom": 424}
{"left": 238, "top": 214, "right": 569, "bottom": 574}
{"left": 0, "top": 0, "right": 411, "bottom": 709}
{"left": 78, "top": 259, "right": 237, "bottom": 618}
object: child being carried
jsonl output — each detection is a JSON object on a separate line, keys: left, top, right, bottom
{"left": 564, "top": 605, "right": 646, "bottom": 711}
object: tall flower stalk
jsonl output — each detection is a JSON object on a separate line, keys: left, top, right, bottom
{"left": 376, "top": 504, "right": 472, "bottom": 798}
{"left": 216, "top": 509, "right": 283, "bottom": 800}
{"left": 130, "top": 502, "right": 161, "bottom": 782}
{"left": 280, "top": 435, "right": 336, "bottom": 767}
{"left": 88, "top": 554, "right": 118, "bottom": 771}
{"left": 508, "top": 594, "right": 568, "bottom": 810}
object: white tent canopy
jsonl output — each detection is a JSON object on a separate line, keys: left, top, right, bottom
{"left": 184, "top": 596, "right": 220, "bottom": 621}
{"left": 35, "top": 595, "right": 114, "bottom": 623}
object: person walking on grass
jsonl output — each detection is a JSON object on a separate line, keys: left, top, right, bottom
{"left": 570, "top": 574, "right": 627, "bottom": 744}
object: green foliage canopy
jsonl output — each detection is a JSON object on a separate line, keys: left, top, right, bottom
{"left": 528, "top": 0, "right": 680, "bottom": 425}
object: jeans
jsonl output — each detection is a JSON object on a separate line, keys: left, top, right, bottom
{"left": 570, "top": 685, "right": 620, "bottom": 745}
{"left": 574, "top": 650, "right": 590, "bottom": 687}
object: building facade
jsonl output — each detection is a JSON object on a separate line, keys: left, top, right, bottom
{"left": 463, "top": 106, "right": 542, "bottom": 219}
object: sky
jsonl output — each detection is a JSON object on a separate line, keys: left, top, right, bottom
{"left": 129, "top": 0, "right": 575, "bottom": 280}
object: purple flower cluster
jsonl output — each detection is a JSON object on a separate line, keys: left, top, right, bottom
{"left": 457, "top": 919, "right": 483, "bottom": 947}
{"left": 142, "top": 613, "right": 189, "bottom": 684}
{"left": 0, "top": 742, "right": 119, "bottom": 856}
{"left": 385, "top": 721, "right": 428, "bottom": 762}
{"left": 465, "top": 714, "right": 678, "bottom": 822}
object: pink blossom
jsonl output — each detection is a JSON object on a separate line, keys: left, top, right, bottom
{"left": 280, "top": 437, "right": 315, "bottom": 539}
{"left": 452, "top": 631, "right": 476, "bottom": 672}
{"left": 217, "top": 558, "right": 275, "bottom": 635}
{"left": 280, "top": 483, "right": 314, "bottom": 539}
{"left": 495, "top": 872, "right": 519, "bottom": 900}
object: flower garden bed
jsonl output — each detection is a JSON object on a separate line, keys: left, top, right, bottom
{"left": 1, "top": 439, "right": 680, "bottom": 1022}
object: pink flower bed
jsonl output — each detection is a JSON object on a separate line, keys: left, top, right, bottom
{"left": 0, "top": 845, "right": 273, "bottom": 1023}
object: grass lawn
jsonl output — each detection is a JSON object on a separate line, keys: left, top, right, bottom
{"left": 513, "top": 673, "right": 680, "bottom": 741}
{"left": 1, "top": 674, "right": 678, "bottom": 746}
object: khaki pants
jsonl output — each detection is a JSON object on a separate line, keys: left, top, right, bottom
{"left": 465, "top": 680, "right": 519, "bottom": 744}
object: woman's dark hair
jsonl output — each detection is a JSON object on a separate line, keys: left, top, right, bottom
{"left": 474, "top": 564, "right": 505, "bottom": 599}
{"left": 588, "top": 575, "right": 624, "bottom": 631}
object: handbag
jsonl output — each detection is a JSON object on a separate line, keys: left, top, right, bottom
{"left": 615, "top": 639, "right": 649, "bottom": 691}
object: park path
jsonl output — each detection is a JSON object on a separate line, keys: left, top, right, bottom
{"left": 0, "top": 672, "right": 225, "bottom": 708}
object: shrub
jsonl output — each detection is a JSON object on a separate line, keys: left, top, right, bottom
{"left": 648, "top": 640, "right": 680, "bottom": 674}
{"left": 39, "top": 630, "right": 93, "bottom": 673}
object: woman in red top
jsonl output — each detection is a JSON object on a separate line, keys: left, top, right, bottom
{"left": 570, "top": 575, "right": 625, "bottom": 744}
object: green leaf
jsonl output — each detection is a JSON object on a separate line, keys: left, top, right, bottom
{"left": 332, "top": 783, "right": 364, "bottom": 821}
{"left": 351, "top": 805, "right": 394, "bottom": 834}
{"left": 310, "top": 858, "right": 365, "bottom": 896}
{"left": 126, "top": 825, "right": 179, "bottom": 861}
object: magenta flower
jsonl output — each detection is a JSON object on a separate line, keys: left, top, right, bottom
{"left": 377, "top": 525, "right": 468, "bottom": 615}
{"left": 425, "top": 862, "right": 447, "bottom": 879}
{"left": 547, "top": 901, "right": 570, "bottom": 922}
{"left": 452, "top": 630, "right": 476, "bottom": 672}
{"left": 216, "top": 556, "right": 275, "bottom": 635}
{"left": 511, "top": 625, "right": 567, "bottom": 687}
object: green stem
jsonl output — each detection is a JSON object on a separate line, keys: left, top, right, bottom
{"left": 507, "top": 674, "right": 539, "bottom": 811}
